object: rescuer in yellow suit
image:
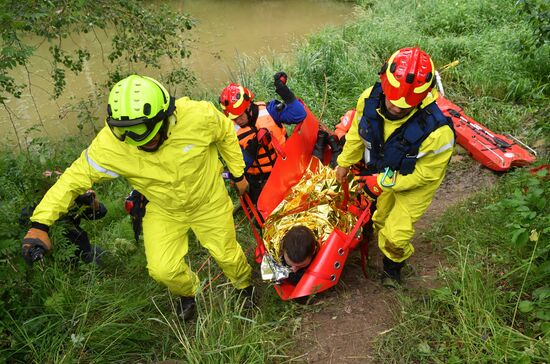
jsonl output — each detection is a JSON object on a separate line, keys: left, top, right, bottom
{"left": 335, "top": 47, "right": 455, "bottom": 287}
{"left": 21, "top": 75, "right": 253, "bottom": 320}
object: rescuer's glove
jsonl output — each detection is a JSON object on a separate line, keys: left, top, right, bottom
{"left": 274, "top": 71, "right": 288, "bottom": 86}
{"left": 327, "top": 134, "right": 342, "bottom": 168}
{"left": 312, "top": 129, "right": 328, "bottom": 161}
{"left": 357, "top": 174, "right": 382, "bottom": 199}
{"left": 21, "top": 226, "right": 52, "bottom": 265}
{"left": 273, "top": 71, "right": 296, "bottom": 103}
{"left": 75, "top": 190, "right": 108, "bottom": 220}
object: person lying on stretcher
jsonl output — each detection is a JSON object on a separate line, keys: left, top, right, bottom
{"left": 260, "top": 161, "right": 358, "bottom": 284}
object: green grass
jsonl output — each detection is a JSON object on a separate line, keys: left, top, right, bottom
{"left": 1, "top": 0, "right": 549, "bottom": 361}
{"left": 0, "top": 141, "right": 294, "bottom": 363}
{"left": 374, "top": 169, "right": 550, "bottom": 363}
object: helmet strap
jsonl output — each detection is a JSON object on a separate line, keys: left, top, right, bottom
{"left": 379, "top": 95, "right": 410, "bottom": 121}
{"left": 138, "top": 119, "right": 169, "bottom": 152}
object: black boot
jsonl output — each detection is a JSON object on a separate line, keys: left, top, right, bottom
{"left": 382, "top": 256, "right": 405, "bottom": 288}
{"left": 178, "top": 296, "right": 196, "bottom": 321}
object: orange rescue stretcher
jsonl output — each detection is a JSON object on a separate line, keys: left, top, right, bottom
{"left": 436, "top": 96, "right": 537, "bottom": 171}
{"left": 434, "top": 70, "right": 536, "bottom": 172}
{"left": 239, "top": 101, "right": 372, "bottom": 301}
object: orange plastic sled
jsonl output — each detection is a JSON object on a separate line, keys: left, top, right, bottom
{"left": 436, "top": 96, "right": 536, "bottom": 172}
{"left": 240, "top": 101, "right": 372, "bottom": 300}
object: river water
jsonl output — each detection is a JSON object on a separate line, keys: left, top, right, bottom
{"left": 1, "top": 0, "right": 353, "bottom": 147}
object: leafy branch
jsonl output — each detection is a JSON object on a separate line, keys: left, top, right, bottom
{"left": 0, "top": 0, "right": 195, "bottom": 102}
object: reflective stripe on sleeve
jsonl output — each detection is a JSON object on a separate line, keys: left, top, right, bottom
{"left": 85, "top": 149, "right": 119, "bottom": 177}
{"left": 416, "top": 140, "right": 455, "bottom": 159}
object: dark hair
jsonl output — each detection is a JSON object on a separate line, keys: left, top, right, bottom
{"left": 282, "top": 225, "right": 317, "bottom": 264}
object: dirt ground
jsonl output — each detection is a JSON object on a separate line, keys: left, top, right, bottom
{"left": 292, "top": 151, "right": 499, "bottom": 363}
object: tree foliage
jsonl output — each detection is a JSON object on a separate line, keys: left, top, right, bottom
{"left": 517, "top": 0, "right": 550, "bottom": 49}
{"left": 0, "top": 0, "right": 195, "bottom": 103}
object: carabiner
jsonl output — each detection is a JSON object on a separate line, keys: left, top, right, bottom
{"left": 380, "top": 167, "right": 397, "bottom": 187}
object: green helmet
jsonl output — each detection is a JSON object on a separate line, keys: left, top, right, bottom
{"left": 106, "top": 75, "right": 175, "bottom": 147}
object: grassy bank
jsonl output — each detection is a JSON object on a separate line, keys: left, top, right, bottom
{"left": 0, "top": 140, "right": 296, "bottom": 362}
{"left": 375, "top": 168, "right": 549, "bottom": 363}
{"left": 1, "top": 0, "right": 549, "bottom": 362}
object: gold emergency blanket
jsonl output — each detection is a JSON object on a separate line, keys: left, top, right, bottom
{"left": 262, "top": 162, "right": 357, "bottom": 263}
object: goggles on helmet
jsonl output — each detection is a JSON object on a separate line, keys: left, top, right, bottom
{"left": 107, "top": 110, "right": 167, "bottom": 144}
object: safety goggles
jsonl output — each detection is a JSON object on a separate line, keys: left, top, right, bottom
{"left": 106, "top": 96, "right": 176, "bottom": 144}
{"left": 107, "top": 116, "right": 161, "bottom": 143}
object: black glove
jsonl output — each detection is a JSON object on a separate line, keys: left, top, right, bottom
{"left": 273, "top": 71, "right": 296, "bottom": 103}
{"left": 74, "top": 191, "right": 95, "bottom": 206}
{"left": 124, "top": 190, "right": 148, "bottom": 219}
{"left": 274, "top": 71, "right": 288, "bottom": 87}
{"left": 124, "top": 190, "right": 148, "bottom": 243}
{"left": 313, "top": 130, "right": 329, "bottom": 161}
{"left": 75, "top": 190, "right": 108, "bottom": 220}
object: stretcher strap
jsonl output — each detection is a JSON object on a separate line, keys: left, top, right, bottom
{"left": 343, "top": 200, "right": 371, "bottom": 249}
{"left": 342, "top": 199, "right": 372, "bottom": 281}
{"left": 341, "top": 180, "right": 350, "bottom": 211}
{"left": 360, "top": 238, "right": 369, "bottom": 280}
{"left": 269, "top": 133, "right": 287, "bottom": 160}
{"left": 244, "top": 192, "right": 264, "bottom": 228}
{"left": 338, "top": 182, "right": 370, "bottom": 279}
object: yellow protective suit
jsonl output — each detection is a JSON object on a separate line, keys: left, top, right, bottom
{"left": 336, "top": 87, "right": 455, "bottom": 262}
{"left": 31, "top": 97, "right": 252, "bottom": 296}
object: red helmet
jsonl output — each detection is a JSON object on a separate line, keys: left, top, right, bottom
{"left": 219, "top": 83, "right": 254, "bottom": 119}
{"left": 379, "top": 47, "right": 435, "bottom": 108}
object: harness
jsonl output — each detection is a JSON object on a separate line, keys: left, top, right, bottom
{"left": 358, "top": 83, "right": 453, "bottom": 175}
{"left": 236, "top": 103, "right": 286, "bottom": 175}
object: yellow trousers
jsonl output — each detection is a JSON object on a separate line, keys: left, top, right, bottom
{"left": 143, "top": 191, "right": 252, "bottom": 297}
{"left": 372, "top": 186, "right": 437, "bottom": 263}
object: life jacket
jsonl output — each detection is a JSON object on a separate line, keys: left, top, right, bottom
{"left": 358, "top": 83, "right": 453, "bottom": 175}
{"left": 334, "top": 109, "right": 356, "bottom": 140}
{"left": 236, "top": 102, "right": 286, "bottom": 175}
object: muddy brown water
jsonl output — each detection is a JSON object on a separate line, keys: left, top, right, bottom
{"left": 1, "top": 0, "right": 353, "bottom": 148}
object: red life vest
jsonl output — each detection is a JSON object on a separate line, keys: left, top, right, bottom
{"left": 236, "top": 102, "right": 286, "bottom": 175}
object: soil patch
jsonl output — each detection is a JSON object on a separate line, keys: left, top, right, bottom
{"left": 293, "top": 154, "right": 498, "bottom": 363}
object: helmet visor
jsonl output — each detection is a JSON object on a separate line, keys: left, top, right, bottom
{"left": 107, "top": 117, "right": 160, "bottom": 144}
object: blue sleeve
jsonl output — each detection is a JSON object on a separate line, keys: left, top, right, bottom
{"left": 266, "top": 99, "right": 307, "bottom": 127}
{"left": 241, "top": 146, "right": 254, "bottom": 171}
